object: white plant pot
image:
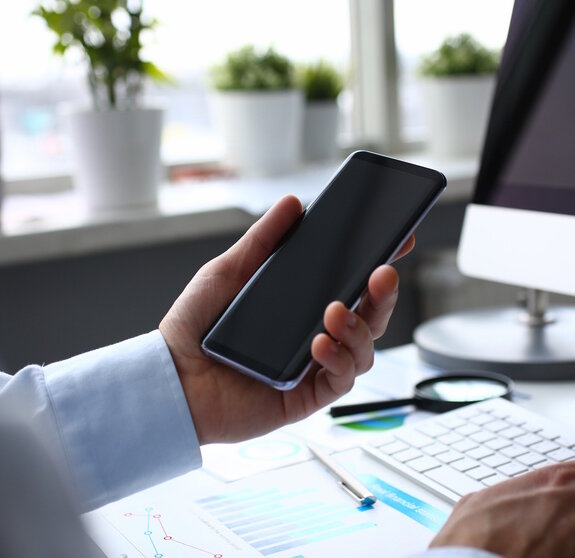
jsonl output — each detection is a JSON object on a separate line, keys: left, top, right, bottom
{"left": 210, "top": 90, "right": 303, "bottom": 176}
{"left": 302, "top": 101, "right": 340, "bottom": 162}
{"left": 66, "top": 107, "right": 164, "bottom": 215}
{"left": 420, "top": 75, "right": 496, "bottom": 158}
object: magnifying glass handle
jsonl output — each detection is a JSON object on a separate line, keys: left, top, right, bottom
{"left": 329, "top": 398, "right": 417, "bottom": 418}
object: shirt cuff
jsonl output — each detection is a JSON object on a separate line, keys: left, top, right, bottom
{"left": 44, "top": 330, "right": 201, "bottom": 511}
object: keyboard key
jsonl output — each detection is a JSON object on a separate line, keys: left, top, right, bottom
{"left": 395, "top": 430, "right": 434, "bottom": 449}
{"left": 485, "top": 437, "right": 513, "bottom": 451}
{"left": 532, "top": 458, "right": 557, "bottom": 469}
{"left": 547, "top": 447, "right": 575, "bottom": 462}
{"left": 555, "top": 436, "right": 575, "bottom": 449}
{"left": 424, "top": 443, "right": 450, "bottom": 457}
{"left": 467, "top": 465, "right": 497, "bottom": 481}
{"left": 482, "top": 472, "right": 508, "bottom": 486}
{"left": 425, "top": 466, "right": 485, "bottom": 496}
{"left": 484, "top": 420, "right": 510, "bottom": 433}
{"left": 394, "top": 448, "right": 423, "bottom": 463}
{"left": 457, "top": 407, "right": 481, "bottom": 419}
{"left": 530, "top": 440, "right": 560, "bottom": 454}
{"left": 500, "top": 444, "right": 529, "bottom": 459}
{"left": 467, "top": 446, "right": 494, "bottom": 460}
{"left": 407, "top": 456, "right": 441, "bottom": 473}
{"left": 498, "top": 462, "right": 529, "bottom": 476}
{"left": 470, "top": 430, "right": 496, "bottom": 444}
{"left": 499, "top": 426, "right": 526, "bottom": 439}
{"left": 516, "top": 452, "right": 547, "bottom": 467}
{"left": 438, "top": 415, "right": 467, "bottom": 429}
{"left": 506, "top": 415, "right": 526, "bottom": 426}
{"left": 470, "top": 414, "right": 493, "bottom": 426}
{"left": 482, "top": 453, "right": 511, "bottom": 468}
{"left": 489, "top": 408, "right": 510, "bottom": 420}
{"left": 452, "top": 458, "right": 481, "bottom": 472}
{"left": 452, "top": 439, "right": 479, "bottom": 453}
{"left": 437, "top": 432, "right": 464, "bottom": 445}
{"left": 515, "top": 433, "right": 543, "bottom": 447}
{"left": 538, "top": 428, "right": 561, "bottom": 440}
{"left": 521, "top": 421, "right": 544, "bottom": 433}
{"left": 378, "top": 440, "right": 410, "bottom": 455}
{"left": 437, "top": 450, "right": 465, "bottom": 464}
{"left": 455, "top": 424, "right": 481, "bottom": 437}
{"left": 416, "top": 423, "right": 450, "bottom": 438}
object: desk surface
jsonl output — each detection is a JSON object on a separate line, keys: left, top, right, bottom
{"left": 85, "top": 344, "right": 575, "bottom": 557}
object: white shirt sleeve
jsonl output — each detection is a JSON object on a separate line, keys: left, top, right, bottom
{"left": 0, "top": 330, "right": 202, "bottom": 512}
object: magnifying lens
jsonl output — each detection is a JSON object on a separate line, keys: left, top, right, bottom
{"left": 329, "top": 371, "right": 514, "bottom": 418}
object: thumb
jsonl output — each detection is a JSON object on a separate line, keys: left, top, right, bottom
{"left": 214, "top": 195, "right": 304, "bottom": 287}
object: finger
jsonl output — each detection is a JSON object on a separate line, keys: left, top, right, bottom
{"left": 356, "top": 265, "right": 399, "bottom": 339}
{"left": 323, "top": 301, "right": 374, "bottom": 374}
{"left": 391, "top": 234, "right": 415, "bottom": 262}
{"left": 213, "top": 195, "right": 304, "bottom": 286}
{"left": 310, "top": 333, "right": 356, "bottom": 396}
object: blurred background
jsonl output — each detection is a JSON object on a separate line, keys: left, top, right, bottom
{"left": 0, "top": 1, "right": 526, "bottom": 372}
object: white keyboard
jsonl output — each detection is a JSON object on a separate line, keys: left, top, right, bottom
{"left": 362, "top": 397, "right": 575, "bottom": 504}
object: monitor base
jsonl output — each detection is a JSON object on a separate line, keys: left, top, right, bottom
{"left": 414, "top": 305, "right": 575, "bottom": 381}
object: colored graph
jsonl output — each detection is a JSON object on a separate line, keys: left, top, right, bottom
{"left": 338, "top": 411, "right": 408, "bottom": 431}
{"left": 196, "top": 484, "right": 376, "bottom": 556}
{"left": 88, "top": 495, "right": 261, "bottom": 558}
{"left": 123, "top": 507, "right": 223, "bottom": 557}
{"left": 87, "top": 455, "right": 447, "bottom": 558}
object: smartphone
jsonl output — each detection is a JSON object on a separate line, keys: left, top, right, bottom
{"left": 201, "top": 151, "right": 446, "bottom": 390}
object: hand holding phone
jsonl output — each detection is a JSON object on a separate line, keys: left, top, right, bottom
{"left": 202, "top": 151, "right": 446, "bottom": 389}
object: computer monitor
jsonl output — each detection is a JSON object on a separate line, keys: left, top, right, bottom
{"left": 414, "top": 0, "right": 575, "bottom": 380}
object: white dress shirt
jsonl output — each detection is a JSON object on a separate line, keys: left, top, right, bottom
{"left": 0, "top": 330, "right": 201, "bottom": 512}
{"left": 0, "top": 330, "right": 498, "bottom": 558}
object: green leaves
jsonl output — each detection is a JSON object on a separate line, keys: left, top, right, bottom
{"left": 298, "top": 60, "right": 344, "bottom": 102}
{"left": 419, "top": 33, "right": 500, "bottom": 77}
{"left": 32, "top": 0, "right": 167, "bottom": 109}
{"left": 210, "top": 45, "right": 297, "bottom": 91}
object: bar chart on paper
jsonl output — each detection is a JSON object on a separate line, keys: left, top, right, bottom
{"left": 197, "top": 484, "right": 376, "bottom": 556}
{"left": 87, "top": 455, "right": 447, "bottom": 557}
{"left": 192, "top": 458, "right": 445, "bottom": 558}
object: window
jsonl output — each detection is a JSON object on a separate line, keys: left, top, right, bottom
{"left": 1, "top": 1, "right": 515, "bottom": 190}
{"left": 394, "top": 0, "right": 515, "bottom": 145}
{"left": 0, "top": 1, "right": 350, "bottom": 184}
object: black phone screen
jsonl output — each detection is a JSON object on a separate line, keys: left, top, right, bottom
{"left": 202, "top": 151, "right": 446, "bottom": 388}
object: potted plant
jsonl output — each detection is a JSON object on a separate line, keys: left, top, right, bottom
{"left": 298, "top": 60, "right": 345, "bottom": 162}
{"left": 209, "top": 45, "right": 303, "bottom": 176}
{"left": 418, "top": 33, "right": 500, "bottom": 158}
{"left": 33, "top": 0, "right": 170, "bottom": 215}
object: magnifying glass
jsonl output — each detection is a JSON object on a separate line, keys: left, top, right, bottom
{"left": 329, "top": 371, "right": 514, "bottom": 418}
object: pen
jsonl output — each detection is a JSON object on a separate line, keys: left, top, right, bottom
{"left": 307, "top": 443, "right": 376, "bottom": 506}
{"left": 329, "top": 398, "right": 414, "bottom": 418}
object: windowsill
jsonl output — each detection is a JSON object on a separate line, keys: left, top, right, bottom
{"left": 0, "top": 154, "right": 477, "bottom": 267}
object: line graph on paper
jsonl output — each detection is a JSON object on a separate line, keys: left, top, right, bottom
{"left": 122, "top": 507, "right": 223, "bottom": 557}
{"left": 90, "top": 500, "right": 261, "bottom": 558}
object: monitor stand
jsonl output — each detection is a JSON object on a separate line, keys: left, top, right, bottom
{"left": 414, "top": 289, "right": 575, "bottom": 380}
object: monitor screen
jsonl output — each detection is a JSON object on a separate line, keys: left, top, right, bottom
{"left": 415, "top": 0, "right": 575, "bottom": 380}
{"left": 475, "top": 0, "right": 575, "bottom": 216}
{"left": 458, "top": 0, "right": 575, "bottom": 297}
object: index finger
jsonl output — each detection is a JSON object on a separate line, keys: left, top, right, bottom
{"left": 391, "top": 234, "right": 415, "bottom": 262}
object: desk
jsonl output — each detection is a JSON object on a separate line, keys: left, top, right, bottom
{"left": 84, "top": 344, "right": 575, "bottom": 558}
